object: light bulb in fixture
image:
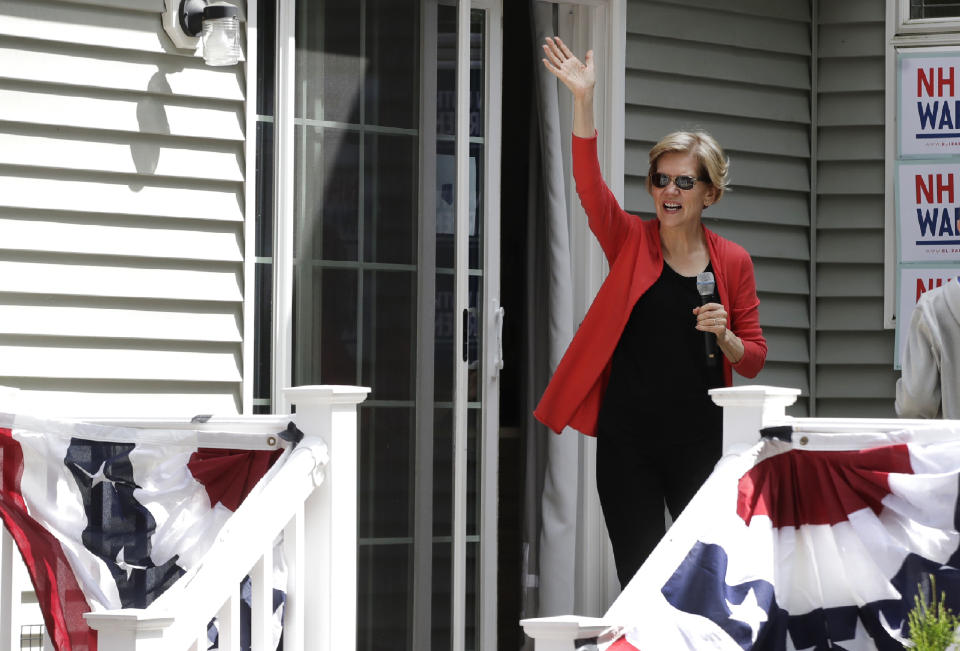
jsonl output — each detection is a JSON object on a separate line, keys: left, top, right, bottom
{"left": 163, "top": 0, "right": 241, "bottom": 66}
{"left": 200, "top": 4, "right": 241, "bottom": 66}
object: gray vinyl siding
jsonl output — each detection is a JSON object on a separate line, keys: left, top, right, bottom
{"left": 0, "top": 0, "right": 246, "bottom": 417}
{"left": 625, "top": 0, "right": 813, "bottom": 414}
{"left": 815, "top": 0, "right": 896, "bottom": 417}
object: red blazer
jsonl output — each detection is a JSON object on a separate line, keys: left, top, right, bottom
{"left": 533, "top": 134, "right": 767, "bottom": 437}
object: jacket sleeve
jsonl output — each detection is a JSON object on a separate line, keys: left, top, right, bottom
{"left": 896, "top": 302, "right": 942, "bottom": 418}
{"left": 729, "top": 252, "right": 767, "bottom": 378}
{"left": 572, "top": 132, "right": 633, "bottom": 264}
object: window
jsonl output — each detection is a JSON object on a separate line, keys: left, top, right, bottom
{"left": 896, "top": 0, "right": 960, "bottom": 37}
{"left": 911, "top": 0, "right": 960, "bottom": 20}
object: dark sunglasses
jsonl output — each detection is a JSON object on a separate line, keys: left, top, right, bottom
{"left": 651, "top": 173, "right": 708, "bottom": 191}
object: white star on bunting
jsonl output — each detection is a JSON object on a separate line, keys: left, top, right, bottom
{"left": 726, "top": 586, "right": 768, "bottom": 644}
{"left": 115, "top": 547, "right": 148, "bottom": 580}
{"left": 73, "top": 461, "right": 112, "bottom": 488}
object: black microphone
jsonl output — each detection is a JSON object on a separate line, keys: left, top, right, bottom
{"left": 696, "top": 271, "right": 719, "bottom": 367}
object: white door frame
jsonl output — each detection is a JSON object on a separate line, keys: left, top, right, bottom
{"left": 416, "top": 3, "right": 503, "bottom": 649}
{"left": 445, "top": 4, "right": 504, "bottom": 649}
{"left": 271, "top": 0, "right": 296, "bottom": 415}
{"left": 478, "top": 3, "right": 503, "bottom": 649}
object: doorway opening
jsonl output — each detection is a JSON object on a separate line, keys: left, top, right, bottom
{"left": 498, "top": 1, "right": 536, "bottom": 648}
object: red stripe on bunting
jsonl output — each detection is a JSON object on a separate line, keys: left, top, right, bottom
{"left": 0, "top": 428, "right": 97, "bottom": 651}
{"left": 737, "top": 445, "right": 913, "bottom": 527}
{"left": 608, "top": 635, "right": 641, "bottom": 650}
{"left": 187, "top": 448, "right": 283, "bottom": 512}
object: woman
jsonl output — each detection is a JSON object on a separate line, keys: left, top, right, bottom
{"left": 534, "top": 37, "right": 767, "bottom": 588}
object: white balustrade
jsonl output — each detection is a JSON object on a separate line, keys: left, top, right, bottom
{"left": 520, "top": 384, "right": 960, "bottom": 650}
{"left": 0, "top": 384, "right": 367, "bottom": 651}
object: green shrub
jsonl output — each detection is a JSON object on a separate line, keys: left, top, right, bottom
{"left": 908, "top": 575, "right": 959, "bottom": 651}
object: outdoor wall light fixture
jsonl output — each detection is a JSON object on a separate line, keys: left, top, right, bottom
{"left": 162, "top": 0, "right": 242, "bottom": 66}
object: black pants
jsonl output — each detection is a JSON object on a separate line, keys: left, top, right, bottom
{"left": 596, "top": 402, "right": 722, "bottom": 588}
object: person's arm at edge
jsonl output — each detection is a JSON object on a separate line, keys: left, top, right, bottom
{"left": 572, "top": 90, "right": 595, "bottom": 139}
{"left": 896, "top": 304, "right": 941, "bottom": 418}
{"left": 544, "top": 37, "right": 630, "bottom": 259}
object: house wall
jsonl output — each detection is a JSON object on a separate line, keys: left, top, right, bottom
{"left": 815, "top": 0, "right": 895, "bottom": 416}
{"left": 625, "top": 0, "right": 815, "bottom": 413}
{"left": 625, "top": 0, "right": 896, "bottom": 416}
{"left": 0, "top": 0, "right": 247, "bottom": 417}
{"left": 0, "top": 0, "right": 897, "bottom": 420}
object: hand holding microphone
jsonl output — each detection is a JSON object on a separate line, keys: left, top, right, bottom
{"left": 695, "top": 271, "right": 722, "bottom": 367}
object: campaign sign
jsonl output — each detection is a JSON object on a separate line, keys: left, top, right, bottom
{"left": 895, "top": 267, "right": 960, "bottom": 368}
{"left": 900, "top": 53, "right": 960, "bottom": 156}
{"left": 897, "top": 162, "right": 960, "bottom": 261}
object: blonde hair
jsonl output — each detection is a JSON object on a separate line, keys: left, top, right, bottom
{"left": 646, "top": 131, "right": 730, "bottom": 201}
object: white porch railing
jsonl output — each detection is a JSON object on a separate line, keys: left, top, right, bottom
{"left": 520, "top": 384, "right": 960, "bottom": 650}
{"left": 0, "top": 384, "right": 368, "bottom": 651}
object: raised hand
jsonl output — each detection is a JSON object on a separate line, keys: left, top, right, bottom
{"left": 541, "top": 36, "right": 595, "bottom": 100}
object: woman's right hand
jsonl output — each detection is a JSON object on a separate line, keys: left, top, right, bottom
{"left": 542, "top": 37, "right": 594, "bottom": 100}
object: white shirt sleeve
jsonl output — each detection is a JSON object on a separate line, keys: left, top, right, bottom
{"left": 896, "top": 302, "right": 942, "bottom": 418}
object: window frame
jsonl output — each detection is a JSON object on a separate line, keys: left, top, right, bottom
{"left": 896, "top": 0, "right": 960, "bottom": 36}
{"left": 244, "top": 0, "right": 263, "bottom": 414}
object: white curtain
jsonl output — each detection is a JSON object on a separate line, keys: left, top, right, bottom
{"left": 520, "top": 0, "right": 585, "bottom": 634}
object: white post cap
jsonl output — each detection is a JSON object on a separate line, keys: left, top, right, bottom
{"left": 709, "top": 385, "right": 800, "bottom": 455}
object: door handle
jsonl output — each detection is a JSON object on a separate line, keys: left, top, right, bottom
{"left": 493, "top": 303, "right": 505, "bottom": 375}
{"left": 462, "top": 308, "right": 470, "bottom": 362}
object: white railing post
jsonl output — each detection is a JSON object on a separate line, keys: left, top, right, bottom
{"left": 0, "top": 385, "right": 20, "bottom": 651}
{"left": 284, "top": 385, "right": 368, "bottom": 651}
{"left": 250, "top": 542, "right": 273, "bottom": 651}
{"left": 84, "top": 611, "right": 174, "bottom": 651}
{"left": 0, "top": 528, "right": 15, "bottom": 651}
{"left": 709, "top": 385, "right": 801, "bottom": 454}
{"left": 520, "top": 615, "right": 612, "bottom": 651}
{"left": 282, "top": 504, "right": 305, "bottom": 651}
{"left": 216, "top": 590, "right": 240, "bottom": 651}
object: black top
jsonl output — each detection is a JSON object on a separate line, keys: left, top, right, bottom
{"left": 600, "top": 261, "right": 725, "bottom": 421}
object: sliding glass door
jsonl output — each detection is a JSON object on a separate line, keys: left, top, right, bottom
{"left": 260, "top": 1, "right": 502, "bottom": 648}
